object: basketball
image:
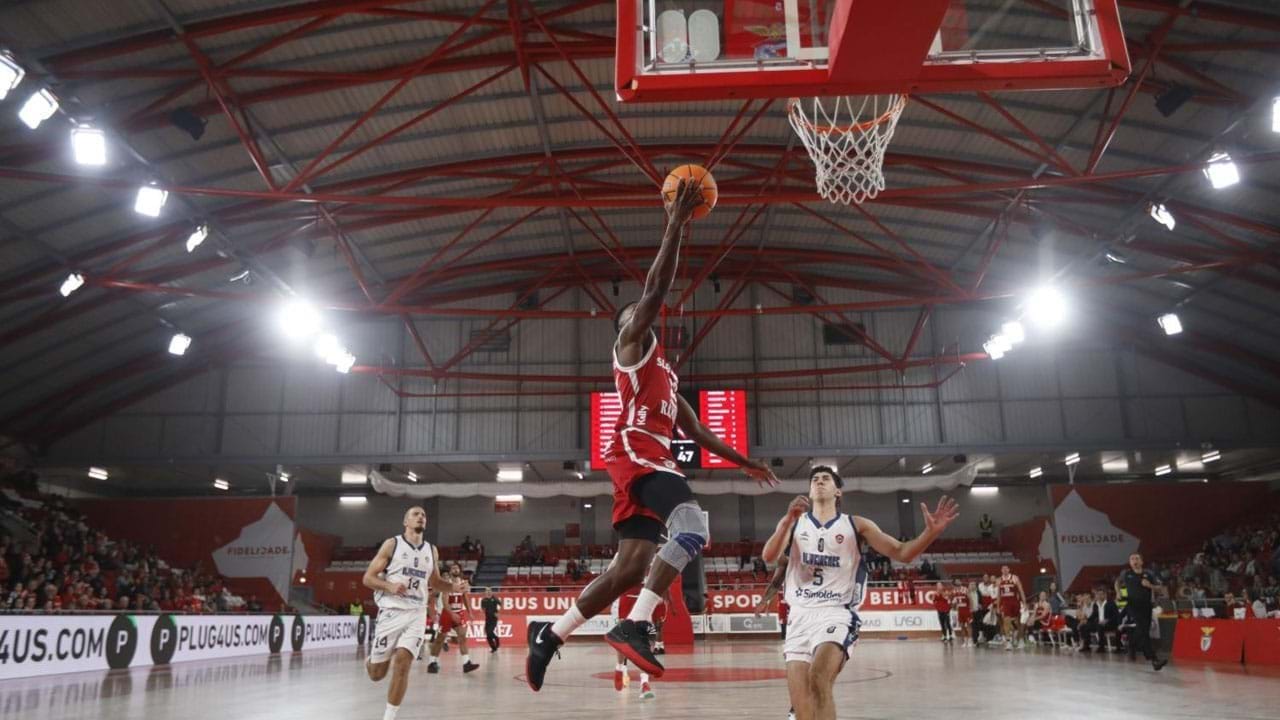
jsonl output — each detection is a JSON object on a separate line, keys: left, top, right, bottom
{"left": 662, "top": 164, "right": 717, "bottom": 220}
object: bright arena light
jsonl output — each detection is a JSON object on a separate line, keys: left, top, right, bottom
{"left": 18, "top": 89, "right": 58, "bottom": 129}
{"left": 1025, "top": 286, "right": 1068, "bottom": 328}
{"left": 496, "top": 465, "right": 524, "bottom": 482}
{"left": 332, "top": 351, "right": 356, "bottom": 374}
{"left": 1154, "top": 464, "right": 1172, "bottom": 477}
{"left": 134, "top": 184, "right": 169, "bottom": 217}
{"left": 1202, "top": 449, "right": 1221, "bottom": 463}
{"left": 70, "top": 126, "right": 107, "bottom": 166}
{"left": 1273, "top": 97, "right": 1279, "bottom": 133}
{"left": 0, "top": 54, "right": 24, "bottom": 100}
{"left": 213, "top": 478, "right": 229, "bottom": 490}
{"left": 313, "top": 333, "right": 343, "bottom": 362}
{"left": 278, "top": 300, "right": 322, "bottom": 340}
{"left": 168, "top": 333, "right": 192, "bottom": 356}
{"left": 982, "top": 336, "right": 1007, "bottom": 360}
{"left": 1158, "top": 313, "right": 1183, "bottom": 336}
{"left": 59, "top": 272, "right": 85, "bottom": 297}
{"left": 921, "top": 463, "right": 934, "bottom": 475}
{"left": 185, "top": 225, "right": 208, "bottom": 253}
{"left": 1148, "top": 203, "right": 1176, "bottom": 231}
{"left": 87, "top": 467, "right": 109, "bottom": 480}
{"left": 970, "top": 486, "right": 999, "bottom": 496}
{"left": 406, "top": 471, "right": 419, "bottom": 482}
{"left": 1064, "top": 452, "right": 1081, "bottom": 466}
{"left": 339, "top": 496, "right": 368, "bottom": 505}
{"left": 1001, "top": 321, "right": 1025, "bottom": 345}
{"left": 1202, "top": 151, "right": 1240, "bottom": 189}
{"left": 495, "top": 494, "right": 524, "bottom": 503}
{"left": 1029, "top": 466, "right": 1043, "bottom": 479}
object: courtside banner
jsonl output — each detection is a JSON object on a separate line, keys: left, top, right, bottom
{"left": 1242, "top": 619, "right": 1280, "bottom": 666}
{"left": 707, "top": 588, "right": 935, "bottom": 614}
{"left": 0, "top": 614, "right": 359, "bottom": 680}
{"left": 1171, "top": 618, "right": 1244, "bottom": 663}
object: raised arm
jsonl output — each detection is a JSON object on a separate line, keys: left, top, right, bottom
{"left": 617, "top": 179, "right": 704, "bottom": 352}
{"left": 853, "top": 496, "right": 959, "bottom": 564}
{"left": 676, "top": 395, "right": 778, "bottom": 486}
{"left": 362, "top": 539, "right": 405, "bottom": 595}
{"left": 762, "top": 496, "right": 810, "bottom": 564}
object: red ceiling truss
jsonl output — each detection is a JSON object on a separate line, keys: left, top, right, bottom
{"left": 0, "top": 0, "right": 1278, "bottom": 446}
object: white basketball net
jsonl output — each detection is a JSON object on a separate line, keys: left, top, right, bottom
{"left": 788, "top": 94, "right": 907, "bottom": 205}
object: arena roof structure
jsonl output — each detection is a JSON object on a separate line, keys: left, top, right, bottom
{"left": 1, "top": 0, "right": 1278, "bottom": 494}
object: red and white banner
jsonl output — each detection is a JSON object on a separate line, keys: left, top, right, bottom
{"left": 75, "top": 498, "right": 301, "bottom": 606}
{"left": 1041, "top": 484, "right": 1275, "bottom": 591}
{"left": 1242, "top": 619, "right": 1280, "bottom": 666}
{"left": 706, "top": 587, "right": 937, "bottom": 614}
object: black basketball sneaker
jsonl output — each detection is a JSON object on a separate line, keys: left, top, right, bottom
{"left": 605, "top": 619, "right": 663, "bottom": 677}
{"left": 525, "top": 621, "right": 563, "bottom": 692}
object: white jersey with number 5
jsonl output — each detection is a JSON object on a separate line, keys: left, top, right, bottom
{"left": 375, "top": 535, "right": 435, "bottom": 611}
{"left": 784, "top": 513, "right": 866, "bottom": 610}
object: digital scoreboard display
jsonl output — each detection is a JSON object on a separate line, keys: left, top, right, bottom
{"left": 590, "top": 390, "right": 748, "bottom": 471}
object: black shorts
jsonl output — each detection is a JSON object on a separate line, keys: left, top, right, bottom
{"left": 613, "top": 471, "right": 694, "bottom": 543}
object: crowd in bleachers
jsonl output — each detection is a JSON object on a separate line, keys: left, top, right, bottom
{"left": 1168, "top": 510, "right": 1280, "bottom": 615}
{"left": 1, "top": 474, "right": 249, "bottom": 613}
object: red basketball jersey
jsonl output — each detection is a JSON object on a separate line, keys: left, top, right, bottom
{"left": 952, "top": 592, "right": 970, "bottom": 610}
{"left": 605, "top": 332, "right": 681, "bottom": 470}
{"left": 997, "top": 577, "right": 1019, "bottom": 602}
{"left": 446, "top": 589, "right": 467, "bottom": 614}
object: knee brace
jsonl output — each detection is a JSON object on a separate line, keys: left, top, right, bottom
{"left": 656, "top": 502, "right": 707, "bottom": 572}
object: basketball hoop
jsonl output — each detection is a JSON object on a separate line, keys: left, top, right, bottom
{"left": 787, "top": 94, "right": 907, "bottom": 205}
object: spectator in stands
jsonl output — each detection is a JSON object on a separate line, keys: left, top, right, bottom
{"left": 461, "top": 535, "right": 475, "bottom": 554}
{"left": 1047, "top": 581, "right": 1066, "bottom": 616}
{"left": 920, "top": 558, "right": 937, "bottom": 580}
{"left": 739, "top": 536, "right": 752, "bottom": 570}
{"left": 1221, "top": 591, "right": 1247, "bottom": 620}
{"left": 473, "top": 537, "right": 485, "bottom": 562}
{"left": 1247, "top": 589, "right": 1267, "bottom": 619}
{"left": 1079, "top": 588, "right": 1119, "bottom": 653}
{"left": 1029, "top": 591, "right": 1052, "bottom": 640}
{"left": 567, "top": 558, "right": 583, "bottom": 582}
{"left": 978, "top": 514, "right": 994, "bottom": 540}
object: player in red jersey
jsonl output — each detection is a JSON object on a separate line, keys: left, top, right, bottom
{"left": 426, "top": 563, "right": 479, "bottom": 673}
{"left": 932, "top": 582, "right": 954, "bottom": 642}
{"left": 952, "top": 579, "right": 973, "bottom": 646}
{"left": 526, "top": 179, "right": 779, "bottom": 692}
{"left": 996, "top": 565, "right": 1026, "bottom": 650}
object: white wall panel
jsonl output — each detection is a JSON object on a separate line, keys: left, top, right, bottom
{"left": 282, "top": 366, "right": 342, "bottom": 412}
{"left": 758, "top": 405, "right": 822, "bottom": 448}
{"left": 998, "top": 349, "right": 1059, "bottom": 399}
{"left": 881, "top": 404, "right": 941, "bottom": 445}
{"left": 337, "top": 415, "right": 397, "bottom": 454}
{"left": 1125, "top": 398, "right": 1187, "bottom": 440}
{"left": 103, "top": 416, "right": 161, "bottom": 456}
{"left": 1062, "top": 399, "right": 1125, "bottom": 442}
{"left": 340, "top": 374, "right": 398, "bottom": 412}
{"left": 819, "top": 405, "right": 881, "bottom": 447}
{"left": 1122, "top": 354, "right": 1221, "bottom": 396}
{"left": 399, "top": 412, "right": 436, "bottom": 453}
{"left": 160, "top": 416, "right": 218, "bottom": 457}
{"left": 126, "top": 374, "right": 214, "bottom": 413}
{"left": 940, "top": 361, "right": 998, "bottom": 402}
{"left": 224, "top": 367, "right": 282, "bottom": 412}
{"left": 220, "top": 415, "right": 279, "bottom": 455}
{"left": 279, "top": 414, "right": 339, "bottom": 455}
{"left": 457, "top": 412, "right": 516, "bottom": 452}
{"left": 518, "top": 410, "right": 576, "bottom": 451}
{"left": 942, "top": 402, "right": 1003, "bottom": 443}
{"left": 1184, "top": 397, "right": 1250, "bottom": 440}
{"left": 1057, "top": 350, "right": 1118, "bottom": 397}
{"left": 1001, "top": 400, "right": 1064, "bottom": 443}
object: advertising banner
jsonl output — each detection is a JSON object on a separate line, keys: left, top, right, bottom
{"left": 705, "top": 587, "right": 936, "bottom": 614}
{"left": 1242, "top": 619, "right": 1280, "bottom": 666}
{"left": 1171, "top": 618, "right": 1244, "bottom": 663}
{"left": 0, "top": 614, "right": 360, "bottom": 681}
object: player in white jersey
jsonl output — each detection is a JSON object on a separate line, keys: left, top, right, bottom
{"left": 362, "top": 506, "right": 462, "bottom": 720}
{"left": 762, "top": 467, "right": 958, "bottom": 720}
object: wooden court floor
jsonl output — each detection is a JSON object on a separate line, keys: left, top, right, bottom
{"left": 1, "top": 637, "right": 1276, "bottom": 719}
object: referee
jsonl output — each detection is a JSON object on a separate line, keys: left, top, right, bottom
{"left": 1118, "top": 553, "right": 1168, "bottom": 671}
{"left": 481, "top": 587, "right": 501, "bottom": 652}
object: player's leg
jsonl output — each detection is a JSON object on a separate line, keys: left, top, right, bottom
{"left": 457, "top": 618, "right": 479, "bottom": 672}
{"left": 526, "top": 531, "right": 657, "bottom": 691}
{"left": 485, "top": 618, "right": 499, "bottom": 652}
{"left": 383, "top": 648, "right": 414, "bottom": 717}
{"left": 367, "top": 609, "right": 405, "bottom": 682}
{"left": 786, "top": 662, "right": 813, "bottom": 720}
{"left": 607, "top": 473, "right": 706, "bottom": 674}
{"left": 614, "top": 651, "right": 630, "bottom": 691}
{"left": 805, "top": 643, "right": 847, "bottom": 720}
{"left": 427, "top": 609, "right": 457, "bottom": 672}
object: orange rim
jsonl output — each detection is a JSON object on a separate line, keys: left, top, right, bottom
{"left": 788, "top": 95, "right": 908, "bottom": 135}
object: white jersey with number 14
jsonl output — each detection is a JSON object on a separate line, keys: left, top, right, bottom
{"left": 374, "top": 535, "right": 435, "bottom": 612}
{"left": 784, "top": 513, "right": 866, "bottom": 610}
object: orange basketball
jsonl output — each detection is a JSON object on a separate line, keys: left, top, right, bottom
{"left": 661, "top": 164, "right": 717, "bottom": 220}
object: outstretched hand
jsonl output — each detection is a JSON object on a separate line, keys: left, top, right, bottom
{"left": 921, "top": 495, "right": 960, "bottom": 534}
{"left": 667, "top": 177, "right": 704, "bottom": 224}
{"left": 745, "top": 459, "right": 780, "bottom": 488}
{"left": 786, "top": 496, "right": 811, "bottom": 520}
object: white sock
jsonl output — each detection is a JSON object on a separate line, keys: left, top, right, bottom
{"left": 383, "top": 703, "right": 399, "bottom": 720}
{"left": 616, "top": 663, "right": 627, "bottom": 672}
{"left": 627, "top": 589, "right": 662, "bottom": 623}
{"left": 551, "top": 605, "right": 587, "bottom": 639}
{"left": 639, "top": 672, "right": 650, "bottom": 684}
{"left": 461, "top": 654, "right": 471, "bottom": 665}
{"left": 428, "top": 655, "right": 438, "bottom": 664}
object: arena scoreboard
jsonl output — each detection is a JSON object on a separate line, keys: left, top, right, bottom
{"left": 590, "top": 390, "right": 748, "bottom": 471}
